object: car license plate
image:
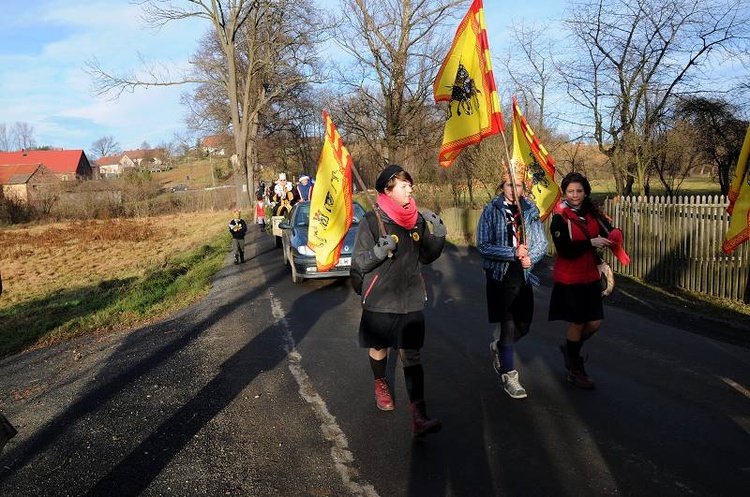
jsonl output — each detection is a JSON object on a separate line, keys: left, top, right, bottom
{"left": 337, "top": 257, "right": 351, "bottom": 267}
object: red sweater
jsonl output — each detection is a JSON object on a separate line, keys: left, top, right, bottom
{"left": 550, "top": 205, "right": 601, "bottom": 285}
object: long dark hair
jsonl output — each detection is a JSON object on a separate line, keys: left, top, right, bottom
{"left": 561, "top": 172, "right": 602, "bottom": 218}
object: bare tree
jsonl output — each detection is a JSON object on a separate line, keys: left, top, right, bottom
{"left": 561, "top": 0, "right": 750, "bottom": 195}
{"left": 331, "top": 0, "right": 463, "bottom": 181}
{"left": 90, "top": 136, "right": 121, "bottom": 160}
{"left": 86, "top": 0, "right": 325, "bottom": 208}
{"left": 649, "top": 119, "right": 698, "bottom": 196}
{"left": 0, "top": 124, "right": 9, "bottom": 151}
{"left": 676, "top": 96, "right": 747, "bottom": 195}
{"left": 10, "top": 122, "right": 35, "bottom": 150}
{"left": 500, "top": 21, "right": 558, "bottom": 134}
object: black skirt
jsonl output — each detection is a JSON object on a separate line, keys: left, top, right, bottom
{"left": 485, "top": 262, "right": 534, "bottom": 324}
{"left": 548, "top": 281, "right": 603, "bottom": 324}
{"left": 358, "top": 309, "right": 425, "bottom": 350}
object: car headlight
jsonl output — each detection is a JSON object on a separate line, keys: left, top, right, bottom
{"left": 296, "top": 245, "right": 316, "bottom": 256}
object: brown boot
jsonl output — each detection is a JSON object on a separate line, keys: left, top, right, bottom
{"left": 567, "top": 356, "right": 596, "bottom": 389}
{"left": 374, "top": 378, "right": 394, "bottom": 411}
{"left": 410, "top": 401, "right": 442, "bottom": 438}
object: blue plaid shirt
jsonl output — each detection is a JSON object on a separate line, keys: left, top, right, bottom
{"left": 476, "top": 195, "right": 548, "bottom": 285}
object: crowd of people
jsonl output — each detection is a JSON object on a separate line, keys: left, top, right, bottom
{"left": 254, "top": 172, "right": 315, "bottom": 221}
{"left": 221, "top": 162, "right": 626, "bottom": 440}
{"left": 352, "top": 162, "right": 628, "bottom": 438}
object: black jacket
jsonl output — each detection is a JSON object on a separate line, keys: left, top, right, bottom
{"left": 352, "top": 209, "right": 444, "bottom": 313}
{"left": 228, "top": 219, "right": 247, "bottom": 239}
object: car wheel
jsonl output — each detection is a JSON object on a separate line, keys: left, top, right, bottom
{"left": 290, "top": 252, "right": 303, "bottom": 283}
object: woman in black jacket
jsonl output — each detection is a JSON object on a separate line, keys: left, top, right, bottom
{"left": 351, "top": 165, "right": 446, "bottom": 438}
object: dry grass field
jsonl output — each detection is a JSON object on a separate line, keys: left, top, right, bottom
{"left": 0, "top": 210, "right": 233, "bottom": 355}
{"left": 0, "top": 211, "right": 229, "bottom": 307}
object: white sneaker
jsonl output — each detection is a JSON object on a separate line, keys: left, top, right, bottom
{"left": 501, "top": 370, "right": 527, "bottom": 399}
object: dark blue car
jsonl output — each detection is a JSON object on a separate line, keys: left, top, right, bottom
{"left": 279, "top": 201, "right": 366, "bottom": 283}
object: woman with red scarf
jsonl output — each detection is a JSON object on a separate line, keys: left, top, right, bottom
{"left": 549, "top": 172, "right": 629, "bottom": 389}
{"left": 351, "top": 164, "right": 446, "bottom": 438}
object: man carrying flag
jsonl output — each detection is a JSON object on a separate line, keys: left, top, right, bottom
{"left": 511, "top": 96, "right": 561, "bottom": 221}
{"left": 434, "top": 0, "right": 503, "bottom": 168}
{"left": 722, "top": 123, "right": 750, "bottom": 254}
{"left": 308, "top": 111, "right": 353, "bottom": 271}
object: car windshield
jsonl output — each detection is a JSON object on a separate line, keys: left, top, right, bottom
{"left": 295, "top": 203, "right": 310, "bottom": 227}
{"left": 352, "top": 203, "right": 366, "bottom": 223}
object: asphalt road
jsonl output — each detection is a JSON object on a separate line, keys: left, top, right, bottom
{"left": 1, "top": 228, "right": 748, "bottom": 496}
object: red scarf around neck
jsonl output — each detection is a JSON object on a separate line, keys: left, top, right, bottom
{"left": 377, "top": 193, "right": 418, "bottom": 229}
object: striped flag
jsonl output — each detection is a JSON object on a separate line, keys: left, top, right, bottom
{"left": 511, "top": 96, "right": 560, "bottom": 221}
{"left": 433, "top": 0, "right": 503, "bottom": 168}
{"left": 722, "top": 124, "right": 750, "bottom": 254}
{"left": 308, "top": 111, "right": 354, "bottom": 271}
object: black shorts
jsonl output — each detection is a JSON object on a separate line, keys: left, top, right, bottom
{"left": 548, "top": 281, "right": 603, "bottom": 323}
{"left": 358, "top": 310, "right": 425, "bottom": 350}
{"left": 485, "top": 263, "right": 533, "bottom": 324}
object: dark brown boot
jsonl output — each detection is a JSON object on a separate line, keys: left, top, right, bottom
{"left": 410, "top": 401, "right": 442, "bottom": 438}
{"left": 567, "top": 356, "right": 596, "bottom": 389}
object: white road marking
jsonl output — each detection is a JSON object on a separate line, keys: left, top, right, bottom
{"left": 721, "top": 376, "right": 750, "bottom": 399}
{"left": 270, "top": 292, "right": 378, "bottom": 497}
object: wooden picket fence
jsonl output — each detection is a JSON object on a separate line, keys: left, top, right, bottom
{"left": 441, "top": 195, "right": 749, "bottom": 302}
{"left": 600, "top": 195, "right": 748, "bottom": 302}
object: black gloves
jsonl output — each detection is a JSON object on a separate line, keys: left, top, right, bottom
{"left": 373, "top": 234, "right": 397, "bottom": 260}
{"left": 421, "top": 209, "right": 447, "bottom": 237}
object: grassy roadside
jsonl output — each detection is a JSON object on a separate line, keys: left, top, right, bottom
{"left": 0, "top": 211, "right": 231, "bottom": 358}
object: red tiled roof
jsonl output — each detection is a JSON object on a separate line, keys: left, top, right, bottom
{"left": 0, "top": 164, "right": 43, "bottom": 185}
{"left": 0, "top": 150, "right": 85, "bottom": 174}
{"left": 201, "top": 135, "right": 231, "bottom": 148}
{"left": 95, "top": 154, "right": 121, "bottom": 166}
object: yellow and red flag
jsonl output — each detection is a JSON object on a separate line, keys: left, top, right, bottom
{"left": 434, "top": 0, "right": 503, "bottom": 168}
{"left": 722, "top": 123, "right": 750, "bottom": 254}
{"left": 511, "top": 96, "right": 560, "bottom": 221}
{"left": 308, "top": 110, "right": 354, "bottom": 271}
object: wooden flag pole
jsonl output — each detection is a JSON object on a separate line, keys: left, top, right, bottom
{"left": 499, "top": 127, "right": 527, "bottom": 245}
{"left": 350, "top": 162, "right": 394, "bottom": 257}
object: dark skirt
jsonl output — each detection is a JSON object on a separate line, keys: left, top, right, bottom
{"left": 548, "top": 281, "right": 603, "bottom": 323}
{"left": 358, "top": 309, "right": 425, "bottom": 350}
{"left": 485, "top": 263, "right": 534, "bottom": 324}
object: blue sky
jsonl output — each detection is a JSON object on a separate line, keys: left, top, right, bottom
{"left": 0, "top": 0, "right": 564, "bottom": 156}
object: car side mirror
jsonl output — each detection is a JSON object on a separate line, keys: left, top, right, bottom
{"left": 279, "top": 221, "right": 291, "bottom": 229}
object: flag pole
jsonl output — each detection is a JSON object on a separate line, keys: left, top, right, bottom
{"left": 350, "top": 162, "right": 394, "bottom": 257}
{"left": 499, "top": 127, "right": 527, "bottom": 245}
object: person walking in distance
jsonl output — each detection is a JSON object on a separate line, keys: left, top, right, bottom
{"left": 228, "top": 209, "right": 248, "bottom": 264}
{"left": 549, "top": 172, "right": 629, "bottom": 389}
{"left": 476, "top": 159, "right": 548, "bottom": 399}
{"left": 351, "top": 164, "right": 446, "bottom": 438}
{"left": 254, "top": 195, "right": 267, "bottom": 232}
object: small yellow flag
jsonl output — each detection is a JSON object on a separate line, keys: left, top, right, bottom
{"left": 511, "top": 96, "right": 561, "bottom": 221}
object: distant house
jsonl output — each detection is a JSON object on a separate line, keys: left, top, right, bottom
{"left": 0, "top": 163, "right": 57, "bottom": 203}
{"left": 94, "top": 148, "right": 170, "bottom": 178}
{"left": 0, "top": 150, "right": 93, "bottom": 181}
{"left": 201, "top": 134, "right": 233, "bottom": 156}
